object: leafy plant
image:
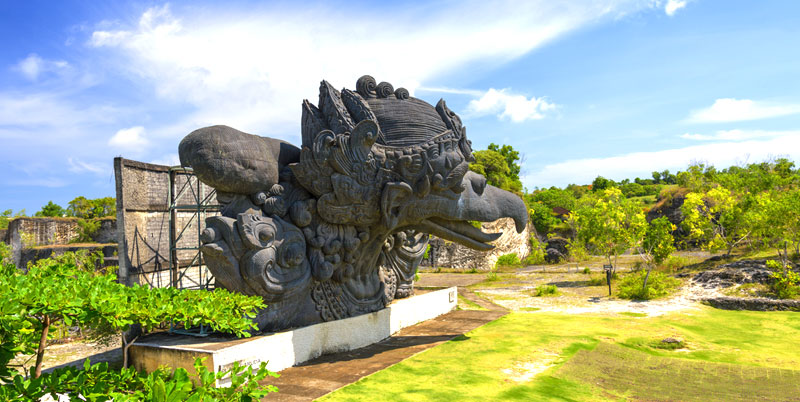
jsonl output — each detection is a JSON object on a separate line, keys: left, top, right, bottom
{"left": 34, "top": 202, "right": 66, "bottom": 218}
{"left": 582, "top": 267, "right": 591, "bottom": 274}
{"left": 0, "top": 250, "right": 264, "bottom": 377}
{"left": 532, "top": 284, "right": 559, "bottom": 297}
{"left": 617, "top": 270, "right": 680, "bottom": 300}
{"left": 523, "top": 236, "right": 546, "bottom": 265}
{"left": 495, "top": 253, "right": 521, "bottom": 268}
{"left": 767, "top": 260, "right": 800, "bottom": 299}
{"left": 74, "top": 218, "right": 102, "bottom": 243}
{"left": 0, "top": 357, "right": 278, "bottom": 401}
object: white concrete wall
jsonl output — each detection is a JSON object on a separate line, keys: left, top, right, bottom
{"left": 133, "top": 287, "right": 457, "bottom": 386}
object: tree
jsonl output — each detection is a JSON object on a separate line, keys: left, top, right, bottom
{"left": 488, "top": 143, "right": 521, "bottom": 184}
{"left": 34, "top": 202, "right": 66, "bottom": 218}
{"left": 570, "top": 188, "right": 646, "bottom": 273}
{"left": 681, "top": 186, "right": 757, "bottom": 256}
{"left": 637, "top": 217, "right": 676, "bottom": 292}
{"left": 470, "top": 145, "right": 523, "bottom": 194}
{"left": 591, "top": 176, "right": 615, "bottom": 192}
{"left": 0, "top": 250, "right": 264, "bottom": 377}
{"left": 66, "top": 197, "right": 116, "bottom": 219}
{"left": 755, "top": 189, "right": 800, "bottom": 266}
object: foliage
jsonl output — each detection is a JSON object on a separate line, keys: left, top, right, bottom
{"left": 470, "top": 144, "right": 522, "bottom": 194}
{"left": 532, "top": 284, "right": 559, "bottom": 297}
{"left": 67, "top": 196, "right": 116, "bottom": 219}
{"left": 582, "top": 267, "right": 591, "bottom": 274}
{"left": 767, "top": 260, "right": 800, "bottom": 299}
{"left": 636, "top": 217, "right": 676, "bottom": 292}
{"left": 586, "top": 276, "right": 606, "bottom": 286}
{"left": 570, "top": 188, "right": 646, "bottom": 270}
{"left": 0, "top": 209, "right": 26, "bottom": 230}
{"left": 0, "top": 357, "right": 278, "bottom": 401}
{"left": 755, "top": 189, "right": 800, "bottom": 262}
{"left": 617, "top": 270, "right": 680, "bottom": 300}
{"left": 0, "top": 251, "right": 264, "bottom": 378}
{"left": 495, "top": 253, "right": 521, "bottom": 268}
{"left": 74, "top": 218, "right": 102, "bottom": 243}
{"left": 523, "top": 237, "right": 546, "bottom": 265}
{"left": 681, "top": 186, "right": 757, "bottom": 256}
{"left": 34, "top": 201, "right": 66, "bottom": 218}
{"left": 591, "top": 176, "right": 615, "bottom": 192}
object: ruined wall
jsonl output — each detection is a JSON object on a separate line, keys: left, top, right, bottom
{"left": 3, "top": 217, "right": 117, "bottom": 268}
{"left": 423, "top": 217, "right": 534, "bottom": 271}
{"left": 114, "top": 158, "right": 218, "bottom": 288}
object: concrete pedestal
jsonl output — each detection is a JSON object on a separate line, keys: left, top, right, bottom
{"left": 129, "top": 286, "right": 457, "bottom": 385}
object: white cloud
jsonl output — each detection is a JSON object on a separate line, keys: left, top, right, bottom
{"left": 680, "top": 129, "right": 800, "bottom": 141}
{"left": 13, "top": 54, "right": 69, "bottom": 81}
{"left": 67, "top": 158, "right": 106, "bottom": 175}
{"left": 664, "top": 0, "right": 687, "bottom": 16}
{"left": 0, "top": 92, "right": 118, "bottom": 128}
{"left": 108, "top": 126, "right": 149, "bottom": 150}
{"left": 686, "top": 98, "right": 800, "bottom": 123}
{"left": 467, "top": 88, "right": 557, "bottom": 122}
{"left": 149, "top": 153, "right": 180, "bottom": 166}
{"left": 524, "top": 134, "right": 800, "bottom": 188}
{"left": 86, "top": 1, "right": 655, "bottom": 138}
{"left": 89, "top": 30, "right": 132, "bottom": 47}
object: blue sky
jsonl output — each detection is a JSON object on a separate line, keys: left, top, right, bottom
{"left": 2, "top": 0, "right": 800, "bottom": 213}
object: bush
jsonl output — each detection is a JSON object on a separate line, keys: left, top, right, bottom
{"left": 566, "top": 242, "right": 590, "bottom": 262}
{"left": 767, "top": 260, "right": 800, "bottom": 299}
{"left": 582, "top": 267, "right": 591, "bottom": 274}
{"left": 587, "top": 276, "right": 606, "bottom": 286}
{"left": 617, "top": 270, "right": 680, "bottom": 300}
{"left": 74, "top": 218, "right": 101, "bottom": 243}
{"left": 495, "top": 253, "right": 521, "bottom": 268}
{"left": 661, "top": 255, "right": 689, "bottom": 272}
{"left": 532, "top": 284, "right": 559, "bottom": 297}
{"left": 523, "top": 237, "right": 546, "bottom": 265}
{"left": 0, "top": 357, "right": 278, "bottom": 401}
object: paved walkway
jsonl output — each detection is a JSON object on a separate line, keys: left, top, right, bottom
{"left": 263, "top": 287, "right": 506, "bottom": 401}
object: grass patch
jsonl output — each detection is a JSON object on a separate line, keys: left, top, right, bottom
{"left": 617, "top": 270, "right": 680, "bottom": 300}
{"left": 321, "top": 309, "right": 800, "bottom": 401}
{"left": 531, "top": 284, "right": 559, "bottom": 297}
{"left": 458, "top": 296, "right": 488, "bottom": 311}
{"left": 618, "top": 312, "right": 647, "bottom": 317}
{"left": 586, "top": 276, "right": 606, "bottom": 286}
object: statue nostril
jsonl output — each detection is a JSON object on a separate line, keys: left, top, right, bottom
{"left": 471, "top": 175, "right": 487, "bottom": 195}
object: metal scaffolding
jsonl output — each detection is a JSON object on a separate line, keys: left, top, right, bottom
{"left": 167, "top": 166, "right": 221, "bottom": 290}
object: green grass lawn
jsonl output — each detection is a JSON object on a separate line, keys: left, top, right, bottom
{"left": 319, "top": 308, "right": 800, "bottom": 401}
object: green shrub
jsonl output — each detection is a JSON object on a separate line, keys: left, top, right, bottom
{"left": 495, "top": 253, "right": 521, "bottom": 268}
{"left": 423, "top": 245, "right": 430, "bottom": 259}
{"left": 74, "top": 218, "right": 101, "bottom": 243}
{"left": 523, "top": 237, "right": 546, "bottom": 265}
{"left": 767, "top": 260, "right": 800, "bottom": 299}
{"left": 0, "top": 357, "right": 278, "bottom": 401}
{"left": 661, "top": 255, "right": 689, "bottom": 272}
{"left": 532, "top": 284, "right": 559, "bottom": 297}
{"left": 617, "top": 270, "right": 680, "bottom": 300}
{"left": 566, "top": 241, "right": 590, "bottom": 262}
{"left": 485, "top": 271, "right": 499, "bottom": 281}
{"left": 582, "top": 267, "right": 591, "bottom": 274}
{"left": 587, "top": 276, "right": 606, "bottom": 286}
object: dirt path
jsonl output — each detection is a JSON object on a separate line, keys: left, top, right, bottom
{"left": 480, "top": 279, "right": 722, "bottom": 316}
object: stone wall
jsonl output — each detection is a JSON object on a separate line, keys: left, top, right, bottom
{"left": 114, "top": 158, "right": 218, "bottom": 288}
{"left": 423, "top": 217, "right": 534, "bottom": 271}
{"left": 3, "top": 217, "right": 117, "bottom": 268}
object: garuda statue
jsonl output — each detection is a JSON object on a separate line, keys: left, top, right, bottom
{"left": 179, "top": 75, "right": 527, "bottom": 332}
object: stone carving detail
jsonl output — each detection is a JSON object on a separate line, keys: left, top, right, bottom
{"left": 179, "top": 75, "right": 528, "bottom": 332}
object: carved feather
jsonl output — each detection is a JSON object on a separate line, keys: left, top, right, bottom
{"left": 301, "top": 100, "right": 327, "bottom": 149}
{"left": 318, "top": 80, "right": 355, "bottom": 135}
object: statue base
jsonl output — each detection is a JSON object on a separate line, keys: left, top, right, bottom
{"left": 129, "top": 287, "right": 457, "bottom": 386}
